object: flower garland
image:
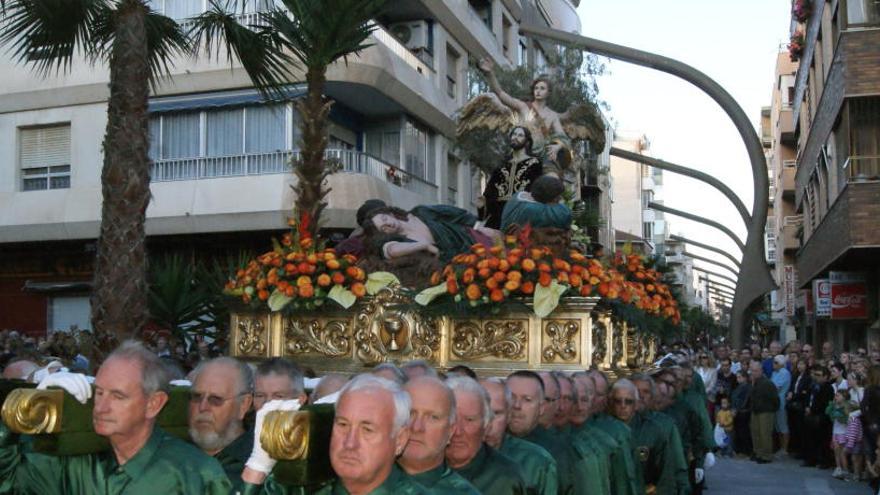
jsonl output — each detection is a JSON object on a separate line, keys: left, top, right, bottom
{"left": 788, "top": 31, "right": 805, "bottom": 62}
{"left": 224, "top": 212, "right": 395, "bottom": 312}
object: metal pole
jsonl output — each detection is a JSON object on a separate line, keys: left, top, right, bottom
{"left": 517, "top": 23, "right": 775, "bottom": 348}
{"left": 610, "top": 147, "right": 751, "bottom": 225}
{"left": 682, "top": 251, "right": 739, "bottom": 278}
{"left": 648, "top": 202, "right": 745, "bottom": 252}
{"left": 699, "top": 276, "right": 737, "bottom": 293}
{"left": 692, "top": 266, "right": 738, "bottom": 286}
{"left": 670, "top": 234, "right": 741, "bottom": 268}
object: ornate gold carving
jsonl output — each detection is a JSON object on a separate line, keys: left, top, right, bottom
{"left": 542, "top": 320, "right": 579, "bottom": 362}
{"left": 260, "top": 410, "right": 310, "bottom": 461}
{"left": 1, "top": 388, "right": 64, "bottom": 435}
{"left": 237, "top": 315, "right": 267, "bottom": 356}
{"left": 451, "top": 320, "right": 527, "bottom": 360}
{"left": 284, "top": 318, "right": 351, "bottom": 357}
{"left": 592, "top": 318, "right": 608, "bottom": 366}
{"left": 353, "top": 286, "right": 441, "bottom": 365}
{"left": 612, "top": 321, "right": 625, "bottom": 365}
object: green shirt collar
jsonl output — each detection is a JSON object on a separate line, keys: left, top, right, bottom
{"left": 111, "top": 427, "right": 164, "bottom": 479}
{"left": 330, "top": 464, "right": 410, "bottom": 495}
{"left": 407, "top": 461, "right": 450, "bottom": 486}
{"left": 455, "top": 443, "right": 489, "bottom": 477}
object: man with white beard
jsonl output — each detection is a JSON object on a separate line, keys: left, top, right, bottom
{"left": 188, "top": 357, "right": 254, "bottom": 491}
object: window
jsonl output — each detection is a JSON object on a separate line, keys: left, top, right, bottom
{"left": 519, "top": 37, "right": 528, "bottom": 66}
{"left": 446, "top": 46, "right": 460, "bottom": 99}
{"left": 846, "top": 0, "right": 880, "bottom": 26}
{"left": 447, "top": 154, "right": 459, "bottom": 205}
{"left": 48, "top": 296, "right": 91, "bottom": 332}
{"left": 404, "top": 120, "right": 429, "bottom": 181}
{"left": 149, "top": 103, "right": 289, "bottom": 180}
{"left": 502, "top": 15, "right": 513, "bottom": 60}
{"left": 20, "top": 124, "right": 71, "bottom": 191}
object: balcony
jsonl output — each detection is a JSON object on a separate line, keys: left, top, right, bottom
{"left": 372, "top": 26, "right": 434, "bottom": 78}
{"left": 780, "top": 163, "right": 796, "bottom": 197}
{"left": 779, "top": 108, "right": 796, "bottom": 145}
{"left": 150, "top": 149, "right": 438, "bottom": 199}
{"left": 844, "top": 0, "right": 880, "bottom": 27}
{"left": 781, "top": 221, "right": 800, "bottom": 252}
{"left": 796, "top": 180, "right": 880, "bottom": 283}
{"left": 843, "top": 155, "right": 880, "bottom": 183}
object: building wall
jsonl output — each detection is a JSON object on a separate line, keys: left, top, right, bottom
{"left": 609, "top": 132, "right": 653, "bottom": 251}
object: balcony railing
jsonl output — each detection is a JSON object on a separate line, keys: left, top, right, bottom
{"left": 372, "top": 26, "right": 433, "bottom": 77}
{"left": 151, "top": 149, "right": 438, "bottom": 198}
{"left": 843, "top": 155, "right": 880, "bottom": 182}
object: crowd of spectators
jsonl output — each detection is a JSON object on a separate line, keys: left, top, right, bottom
{"left": 687, "top": 338, "right": 880, "bottom": 490}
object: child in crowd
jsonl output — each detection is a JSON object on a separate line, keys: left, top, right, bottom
{"left": 847, "top": 372, "right": 866, "bottom": 481}
{"left": 827, "top": 387, "right": 852, "bottom": 479}
{"left": 715, "top": 396, "right": 735, "bottom": 457}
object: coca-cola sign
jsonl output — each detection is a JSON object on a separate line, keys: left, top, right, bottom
{"left": 831, "top": 282, "right": 868, "bottom": 319}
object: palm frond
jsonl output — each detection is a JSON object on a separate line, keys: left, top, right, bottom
{"left": 275, "top": 0, "right": 386, "bottom": 69}
{"left": 188, "top": 0, "right": 295, "bottom": 99}
{"left": 0, "top": 0, "right": 109, "bottom": 76}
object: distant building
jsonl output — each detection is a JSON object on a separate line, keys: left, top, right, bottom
{"left": 609, "top": 131, "right": 655, "bottom": 256}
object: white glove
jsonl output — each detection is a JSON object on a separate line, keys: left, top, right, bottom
{"left": 37, "top": 371, "right": 92, "bottom": 405}
{"left": 245, "top": 399, "right": 301, "bottom": 474}
{"left": 304, "top": 377, "right": 321, "bottom": 390}
{"left": 30, "top": 361, "right": 66, "bottom": 384}
{"left": 703, "top": 452, "right": 716, "bottom": 469}
{"left": 169, "top": 379, "right": 192, "bottom": 387}
{"left": 314, "top": 391, "right": 340, "bottom": 405}
{"left": 694, "top": 467, "right": 705, "bottom": 484}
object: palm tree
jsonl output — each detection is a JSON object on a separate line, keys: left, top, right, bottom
{"left": 0, "top": 0, "right": 286, "bottom": 350}
{"left": 191, "top": 0, "right": 387, "bottom": 238}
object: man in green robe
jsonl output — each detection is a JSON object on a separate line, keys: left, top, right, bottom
{"left": 656, "top": 368, "right": 705, "bottom": 495}
{"left": 188, "top": 357, "right": 255, "bottom": 491}
{"left": 569, "top": 372, "right": 615, "bottom": 495}
{"left": 481, "top": 377, "right": 559, "bottom": 495}
{"left": 607, "top": 379, "right": 649, "bottom": 495}
{"left": 241, "top": 374, "right": 425, "bottom": 494}
{"left": 446, "top": 376, "right": 526, "bottom": 494}
{"left": 0, "top": 341, "right": 231, "bottom": 494}
{"left": 400, "top": 377, "right": 479, "bottom": 494}
{"left": 631, "top": 373, "right": 690, "bottom": 495}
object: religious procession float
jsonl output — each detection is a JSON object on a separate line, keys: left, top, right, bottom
{"left": 222, "top": 57, "right": 680, "bottom": 376}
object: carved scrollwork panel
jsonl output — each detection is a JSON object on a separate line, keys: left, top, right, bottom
{"left": 542, "top": 320, "right": 580, "bottom": 363}
{"left": 451, "top": 319, "right": 528, "bottom": 361}
{"left": 592, "top": 318, "right": 608, "bottom": 366}
{"left": 283, "top": 318, "right": 351, "bottom": 357}
{"left": 236, "top": 314, "right": 268, "bottom": 357}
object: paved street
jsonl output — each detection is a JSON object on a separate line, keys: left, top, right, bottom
{"left": 707, "top": 455, "right": 872, "bottom": 494}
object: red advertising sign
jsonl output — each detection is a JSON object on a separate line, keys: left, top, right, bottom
{"left": 831, "top": 282, "right": 868, "bottom": 319}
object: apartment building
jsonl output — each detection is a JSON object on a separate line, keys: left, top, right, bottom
{"left": 0, "top": 0, "right": 585, "bottom": 334}
{"left": 761, "top": 51, "right": 800, "bottom": 343}
{"left": 787, "top": 0, "right": 880, "bottom": 349}
{"left": 609, "top": 131, "right": 656, "bottom": 256}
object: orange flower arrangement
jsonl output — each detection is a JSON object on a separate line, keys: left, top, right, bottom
{"left": 224, "top": 212, "right": 367, "bottom": 311}
{"left": 608, "top": 251, "right": 681, "bottom": 325}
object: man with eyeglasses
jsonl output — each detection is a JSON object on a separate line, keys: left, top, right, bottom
{"left": 188, "top": 357, "right": 254, "bottom": 491}
{"left": 553, "top": 372, "right": 575, "bottom": 431}
{"left": 587, "top": 379, "right": 639, "bottom": 495}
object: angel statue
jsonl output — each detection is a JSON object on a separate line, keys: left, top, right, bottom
{"left": 459, "top": 58, "right": 606, "bottom": 179}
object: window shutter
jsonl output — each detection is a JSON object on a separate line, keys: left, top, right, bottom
{"left": 20, "top": 126, "right": 70, "bottom": 169}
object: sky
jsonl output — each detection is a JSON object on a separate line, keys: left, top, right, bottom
{"left": 576, "top": 0, "right": 792, "bottom": 275}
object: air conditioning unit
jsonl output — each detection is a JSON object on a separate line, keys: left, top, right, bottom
{"left": 389, "top": 20, "right": 430, "bottom": 51}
